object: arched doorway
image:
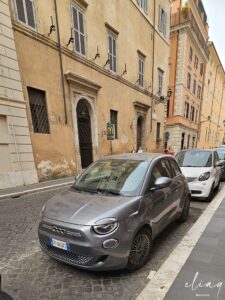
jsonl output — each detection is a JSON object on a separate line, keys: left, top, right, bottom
{"left": 77, "top": 99, "right": 93, "bottom": 168}
{"left": 137, "top": 116, "right": 143, "bottom": 151}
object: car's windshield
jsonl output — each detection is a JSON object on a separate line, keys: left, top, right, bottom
{"left": 176, "top": 151, "right": 212, "bottom": 167}
{"left": 216, "top": 149, "right": 225, "bottom": 160}
{"left": 73, "top": 159, "right": 149, "bottom": 196}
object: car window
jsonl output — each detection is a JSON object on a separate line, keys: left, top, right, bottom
{"left": 214, "top": 151, "right": 219, "bottom": 165}
{"left": 176, "top": 151, "right": 212, "bottom": 167}
{"left": 149, "top": 159, "right": 172, "bottom": 187}
{"left": 216, "top": 149, "right": 225, "bottom": 160}
{"left": 170, "top": 159, "right": 182, "bottom": 177}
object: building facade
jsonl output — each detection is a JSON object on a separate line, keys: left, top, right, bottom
{"left": 8, "top": 0, "right": 170, "bottom": 181}
{"left": 198, "top": 42, "right": 225, "bottom": 148}
{"left": 166, "top": 0, "right": 209, "bottom": 152}
{"left": 0, "top": 0, "right": 38, "bottom": 188}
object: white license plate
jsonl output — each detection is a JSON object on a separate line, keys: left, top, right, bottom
{"left": 50, "top": 238, "right": 70, "bottom": 251}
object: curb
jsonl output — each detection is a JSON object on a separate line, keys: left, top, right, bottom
{"left": 0, "top": 181, "right": 74, "bottom": 200}
{"left": 136, "top": 185, "right": 225, "bottom": 300}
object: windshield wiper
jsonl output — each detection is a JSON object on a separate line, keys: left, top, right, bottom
{"left": 96, "top": 188, "right": 122, "bottom": 195}
{"left": 182, "top": 165, "right": 199, "bottom": 167}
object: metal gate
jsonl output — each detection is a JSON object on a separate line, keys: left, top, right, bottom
{"left": 77, "top": 100, "right": 93, "bottom": 168}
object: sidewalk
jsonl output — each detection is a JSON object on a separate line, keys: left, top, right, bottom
{"left": 0, "top": 176, "right": 75, "bottom": 200}
{"left": 137, "top": 185, "right": 225, "bottom": 300}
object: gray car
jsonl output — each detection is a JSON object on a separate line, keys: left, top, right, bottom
{"left": 38, "top": 153, "right": 190, "bottom": 271}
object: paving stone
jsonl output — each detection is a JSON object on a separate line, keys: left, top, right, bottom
{"left": 0, "top": 187, "right": 207, "bottom": 299}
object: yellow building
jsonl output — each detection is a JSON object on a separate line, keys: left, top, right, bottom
{"left": 8, "top": 0, "right": 171, "bottom": 181}
{"left": 198, "top": 42, "right": 225, "bottom": 148}
{"left": 166, "top": 0, "right": 209, "bottom": 152}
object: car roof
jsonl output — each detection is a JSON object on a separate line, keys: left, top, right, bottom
{"left": 177, "top": 149, "right": 214, "bottom": 153}
{"left": 98, "top": 152, "right": 169, "bottom": 162}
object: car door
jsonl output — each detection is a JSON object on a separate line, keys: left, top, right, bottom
{"left": 141, "top": 158, "right": 178, "bottom": 236}
{"left": 169, "top": 158, "right": 186, "bottom": 214}
{"left": 214, "top": 151, "right": 221, "bottom": 185}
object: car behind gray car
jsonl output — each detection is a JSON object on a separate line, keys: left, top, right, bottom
{"left": 38, "top": 153, "right": 190, "bottom": 271}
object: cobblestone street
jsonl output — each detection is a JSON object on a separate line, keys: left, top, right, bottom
{"left": 0, "top": 187, "right": 209, "bottom": 300}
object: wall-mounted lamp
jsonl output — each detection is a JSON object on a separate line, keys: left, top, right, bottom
{"left": 66, "top": 28, "right": 74, "bottom": 46}
{"left": 167, "top": 87, "right": 172, "bottom": 98}
{"left": 121, "top": 64, "right": 127, "bottom": 76}
{"left": 47, "top": 16, "right": 55, "bottom": 36}
{"left": 103, "top": 51, "right": 110, "bottom": 68}
{"left": 93, "top": 46, "right": 100, "bottom": 61}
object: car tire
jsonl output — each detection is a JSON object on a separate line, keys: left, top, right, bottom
{"left": 205, "top": 183, "right": 215, "bottom": 202}
{"left": 0, "top": 291, "right": 14, "bottom": 300}
{"left": 177, "top": 195, "right": 190, "bottom": 222}
{"left": 127, "top": 228, "right": 152, "bottom": 271}
{"left": 214, "top": 181, "right": 220, "bottom": 192}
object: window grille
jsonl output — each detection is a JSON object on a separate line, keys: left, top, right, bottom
{"left": 27, "top": 87, "right": 50, "bottom": 134}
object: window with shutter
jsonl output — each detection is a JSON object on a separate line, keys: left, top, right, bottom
{"left": 137, "top": 0, "right": 148, "bottom": 13}
{"left": 138, "top": 55, "right": 145, "bottom": 87}
{"left": 108, "top": 32, "right": 117, "bottom": 72}
{"left": 72, "top": 6, "right": 86, "bottom": 56}
{"left": 15, "top": 0, "right": 36, "bottom": 29}
{"left": 159, "top": 6, "right": 167, "bottom": 37}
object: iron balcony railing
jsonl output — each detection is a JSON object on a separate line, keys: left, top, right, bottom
{"left": 171, "top": 10, "right": 209, "bottom": 58}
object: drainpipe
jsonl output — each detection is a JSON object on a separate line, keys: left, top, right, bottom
{"left": 150, "top": 0, "right": 156, "bottom": 133}
{"left": 197, "top": 61, "right": 206, "bottom": 145}
{"left": 54, "top": 0, "right": 68, "bottom": 124}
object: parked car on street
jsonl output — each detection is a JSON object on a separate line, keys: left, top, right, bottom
{"left": 38, "top": 153, "right": 190, "bottom": 271}
{"left": 215, "top": 147, "right": 225, "bottom": 180}
{"left": 175, "top": 149, "right": 224, "bottom": 201}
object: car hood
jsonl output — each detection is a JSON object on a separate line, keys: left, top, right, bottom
{"left": 180, "top": 166, "right": 213, "bottom": 178}
{"left": 43, "top": 189, "right": 140, "bottom": 225}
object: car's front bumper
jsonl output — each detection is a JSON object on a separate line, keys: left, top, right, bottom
{"left": 188, "top": 178, "right": 214, "bottom": 198}
{"left": 38, "top": 218, "right": 131, "bottom": 271}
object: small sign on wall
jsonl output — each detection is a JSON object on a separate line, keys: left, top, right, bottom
{"left": 107, "top": 122, "right": 115, "bottom": 140}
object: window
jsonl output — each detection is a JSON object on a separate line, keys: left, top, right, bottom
{"left": 137, "top": 0, "right": 148, "bottom": 13}
{"left": 190, "top": 106, "right": 195, "bottom": 121}
{"left": 197, "top": 85, "right": 201, "bottom": 99}
{"left": 184, "top": 101, "right": 189, "bottom": 119}
{"left": 200, "top": 63, "right": 204, "bottom": 76}
{"left": 72, "top": 5, "right": 86, "bottom": 55}
{"left": 138, "top": 55, "right": 145, "bottom": 87}
{"left": 156, "top": 122, "right": 161, "bottom": 142}
{"left": 187, "top": 134, "right": 190, "bottom": 149}
{"left": 27, "top": 87, "right": 50, "bottom": 134}
{"left": 192, "top": 136, "right": 196, "bottom": 148}
{"left": 187, "top": 73, "right": 191, "bottom": 89}
{"left": 194, "top": 55, "right": 198, "bottom": 69}
{"left": 14, "top": 0, "right": 35, "bottom": 28}
{"left": 189, "top": 46, "right": 193, "bottom": 61}
{"left": 159, "top": 6, "right": 167, "bottom": 37}
{"left": 158, "top": 69, "right": 164, "bottom": 96}
{"left": 169, "top": 159, "right": 182, "bottom": 177}
{"left": 108, "top": 32, "right": 117, "bottom": 72}
{"left": 195, "top": 109, "right": 198, "bottom": 123}
{"left": 110, "top": 110, "right": 118, "bottom": 139}
{"left": 193, "top": 79, "right": 196, "bottom": 95}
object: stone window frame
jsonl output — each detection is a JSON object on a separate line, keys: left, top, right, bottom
{"left": 13, "top": 0, "right": 37, "bottom": 30}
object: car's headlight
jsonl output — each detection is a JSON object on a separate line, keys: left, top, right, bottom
{"left": 40, "top": 205, "right": 45, "bottom": 218}
{"left": 93, "top": 218, "right": 118, "bottom": 235}
{"left": 198, "top": 172, "right": 210, "bottom": 181}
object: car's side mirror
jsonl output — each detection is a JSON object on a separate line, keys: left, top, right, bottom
{"left": 216, "top": 160, "right": 225, "bottom": 167}
{"left": 150, "top": 177, "right": 172, "bottom": 191}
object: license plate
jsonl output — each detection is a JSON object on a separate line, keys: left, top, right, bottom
{"left": 50, "top": 238, "right": 70, "bottom": 251}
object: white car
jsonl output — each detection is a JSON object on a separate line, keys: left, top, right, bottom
{"left": 175, "top": 149, "right": 223, "bottom": 201}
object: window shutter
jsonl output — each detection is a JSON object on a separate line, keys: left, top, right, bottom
{"left": 158, "top": 6, "right": 162, "bottom": 31}
{"left": 163, "top": 11, "right": 167, "bottom": 37}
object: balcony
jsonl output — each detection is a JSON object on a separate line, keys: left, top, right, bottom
{"left": 171, "top": 10, "right": 209, "bottom": 58}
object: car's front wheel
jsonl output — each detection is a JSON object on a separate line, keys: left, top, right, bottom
{"left": 178, "top": 194, "right": 190, "bottom": 222}
{"left": 127, "top": 228, "right": 152, "bottom": 271}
